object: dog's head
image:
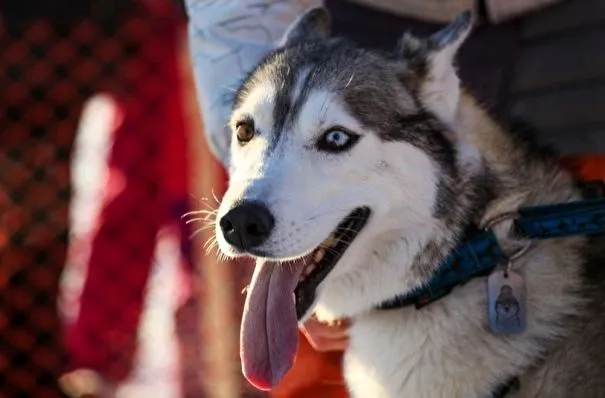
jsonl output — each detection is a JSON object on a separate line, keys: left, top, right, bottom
{"left": 215, "top": 7, "right": 476, "bottom": 389}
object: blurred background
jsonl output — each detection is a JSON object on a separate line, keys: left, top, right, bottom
{"left": 1, "top": 1, "right": 253, "bottom": 397}
{"left": 1, "top": 0, "right": 604, "bottom": 397}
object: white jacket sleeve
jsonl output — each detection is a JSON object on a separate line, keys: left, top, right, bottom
{"left": 185, "top": 0, "right": 323, "bottom": 166}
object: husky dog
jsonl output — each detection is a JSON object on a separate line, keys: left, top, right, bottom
{"left": 214, "top": 7, "right": 605, "bottom": 398}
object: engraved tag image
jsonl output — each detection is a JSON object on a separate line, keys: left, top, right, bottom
{"left": 488, "top": 270, "right": 526, "bottom": 334}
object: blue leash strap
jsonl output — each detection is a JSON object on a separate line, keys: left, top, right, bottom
{"left": 376, "top": 180, "right": 605, "bottom": 312}
{"left": 515, "top": 198, "right": 605, "bottom": 239}
{"left": 429, "top": 231, "right": 505, "bottom": 290}
{"left": 377, "top": 231, "right": 505, "bottom": 310}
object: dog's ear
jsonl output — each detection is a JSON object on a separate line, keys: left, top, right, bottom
{"left": 397, "top": 11, "right": 474, "bottom": 124}
{"left": 278, "top": 6, "right": 331, "bottom": 47}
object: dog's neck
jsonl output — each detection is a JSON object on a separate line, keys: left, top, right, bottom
{"left": 316, "top": 90, "right": 575, "bottom": 322}
{"left": 375, "top": 90, "right": 582, "bottom": 311}
{"left": 398, "top": 94, "right": 506, "bottom": 295}
{"left": 314, "top": 94, "right": 509, "bottom": 321}
{"left": 453, "top": 91, "right": 519, "bottom": 171}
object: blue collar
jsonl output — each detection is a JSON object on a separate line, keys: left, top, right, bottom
{"left": 377, "top": 180, "right": 605, "bottom": 311}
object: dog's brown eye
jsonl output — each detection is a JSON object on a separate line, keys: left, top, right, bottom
{"left": 236, "top": 122, "right": 255, "bottom": 144}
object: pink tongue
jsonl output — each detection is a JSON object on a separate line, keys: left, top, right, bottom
{"left": 240, "top": 259, "right": 306, "bottom": 390}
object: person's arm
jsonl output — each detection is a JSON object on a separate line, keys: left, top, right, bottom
{"left": 185, "top": 0, "right": 322, "bottom": 166}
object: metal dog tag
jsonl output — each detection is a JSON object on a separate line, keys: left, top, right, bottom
{"left": 488, "top": 269, "right": 526, "bottom": 334}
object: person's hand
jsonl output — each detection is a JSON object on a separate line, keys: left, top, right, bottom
{"left": 300, "top": 316, "right": 351, "bottom": 352}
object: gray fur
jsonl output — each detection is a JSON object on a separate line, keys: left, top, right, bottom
{"left": 429, "top": 10, "right": 473, "bottom": 50}
{"left": 281, "top": 6, "right": 331, "bottom": 47}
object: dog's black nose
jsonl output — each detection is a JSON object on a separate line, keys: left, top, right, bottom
{"left": 219, "top": 201, "right": 274, "bottom": 251}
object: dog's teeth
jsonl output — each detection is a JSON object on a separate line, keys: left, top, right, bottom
{"left": 321, "top": 235, "right": 337, "bottom": 247}
{"left": 304, "top": 263, "right": 316, "bottom": 276}
{"left": 314, "top": 248, "right": 326, "bottom": 263}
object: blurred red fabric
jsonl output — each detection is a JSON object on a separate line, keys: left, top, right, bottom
{"left": 562, "top": 155, "right": 605, "bottom": 181}
{"left": 63, "top": 3, "right": 195, "bottom": 385}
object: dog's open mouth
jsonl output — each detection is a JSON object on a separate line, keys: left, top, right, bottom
{"left": 294, "top": 206, "right": 371, "bottom": 320}
{"left": 240, "top": 206, "right": 371, "bottom": 391}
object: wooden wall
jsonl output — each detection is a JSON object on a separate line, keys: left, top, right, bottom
{"left": 508, "top": 0, "right": 605, "bottom": 154}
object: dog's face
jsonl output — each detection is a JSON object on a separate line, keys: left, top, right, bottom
{"left": 216, "top": 8, "right": 474, "bottom": 321}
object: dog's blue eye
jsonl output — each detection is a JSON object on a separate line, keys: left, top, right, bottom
{"left": 327, "top": 131, "right": 348, "bottom": 146}
{"left": 317, "top": 128, "right": 360, "bottom": 153}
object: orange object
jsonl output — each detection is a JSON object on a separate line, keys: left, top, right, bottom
{"left": 561, "top": 155, "right": 605, "bottom": 181}
{"left": 272, "top": 331, "right": 348, "bottom": 398}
